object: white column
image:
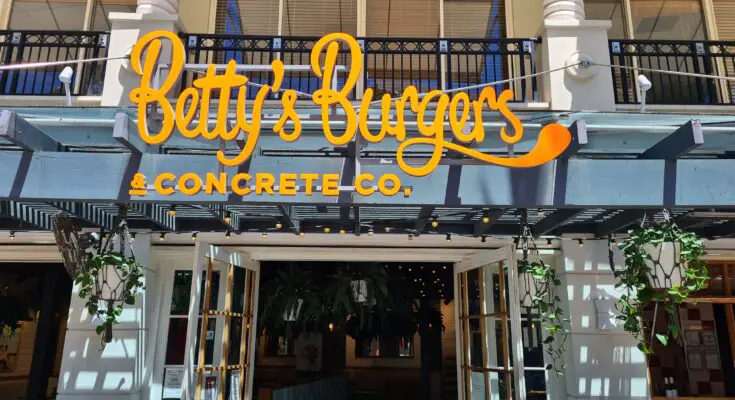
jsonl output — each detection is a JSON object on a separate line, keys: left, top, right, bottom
{"left": 538, "top": 0, "right": 616, "bottom": 111}
{"left": 57, "top": 234, "right": 160, "bottom": 400}
{"left": 558, "top": 239, "right": 650, "bottom": 399}
{"left": 543, "top": 0, "right": 585, "bottom": 20}
{"left": 100, "top": 5, "right": 178, "bottom": 107}
{"left": 137, "top": 0, "right": 179, "bottom": 15}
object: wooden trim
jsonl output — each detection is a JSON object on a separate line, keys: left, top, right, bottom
{"left": 460, "top": 272, "right": 471, "bottom": 399}
{"left": 497, "top": 261, "right": 512, "bottom": 400}
{"left": 238, "top": 269, "right": 252, "bottom": 399}
{"left": 724, "top": 264, "right": 735, "bottom": 370}
{"left": 196, "top": 258, "right": 214, "bottom": 400}
{"left": 685, "top": 297, "right": 735, "bottom": 304}
{"left": 217, "top": 263, "right": 234, "bottom": 400}
{"left": 478, "top": 267, "right": 490, "bottom": 399}
{"left": 459, "top": 312, "right": 508, "bottom": 320}
{"left": 244, "top": 268, "right": 259, "bottom": 400}
{"left": 461, "top": 366, "right": 509, "bottom": 374}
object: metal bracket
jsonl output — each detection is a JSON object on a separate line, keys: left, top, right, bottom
{"left": 523, "top": 41, "right": 534, "bottom": 54}
{"left": 611, "top": 41, "right": 621, "bottom": 54}
{"left": 695, "top": 42, "right": 706, "bottom": 55}
{"left": 439, "top": 40, "right": 448, "bottom": 53}
{"left": 187, "top": 36, "right": 198, "bottom": 48}
{"left": 273, "top": 37, "right": 282, "bottom": 50}
{"left": 11, "top": 32, "right": 21, "bottom": 45}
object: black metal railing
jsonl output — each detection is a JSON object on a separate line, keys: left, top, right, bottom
{"left": 609, "top": 39, "right": 735, "bottom": 105}
{"left": 0, "top": 30, "right": 109, "bottom": 96}
{"left": 181, "top": 33, "right": 539, "bottom": 102}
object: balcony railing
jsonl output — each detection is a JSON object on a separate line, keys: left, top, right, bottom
{"left": 180, "top": 34, "right": 539, "bottom": 102}
{"left": 609, "top": 39, "right": 735, "bottom": 106}
{"left": 0, "top": 30, "right": 109, "bottom": 96}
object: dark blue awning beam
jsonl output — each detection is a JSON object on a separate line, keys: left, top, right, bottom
{"left": 473, "top": 209, "right": 506, "bottom": 236}
{"left": 49, "top": 202, "right": 116, "bottom": 231}
{"left": 130, "top": 203, "right": 176, "bottom": 231}
{"left": 595, "top": 210, "right": 647, "bottom": 237}
{"left": 0, "top": 201, "right": 53, "bottom": 231}
{"left": 638, "top": 120, "right": 704, "bottom": 159}
{"left": 533, "top": 209, "right": 585, "bottom": 236}
{"left": 113, "top": 113, "right": 149, "bottom": 154}
{"left": 0, "top": 110, "right": 61, "bottom": 152}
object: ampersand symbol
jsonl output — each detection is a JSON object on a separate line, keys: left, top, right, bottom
{"left": 129, "top": 173, "right": 147, "bottom": 197}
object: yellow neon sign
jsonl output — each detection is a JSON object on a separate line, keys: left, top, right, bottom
{"left": 129, "top": 31, "right": 571, "bottom": 197}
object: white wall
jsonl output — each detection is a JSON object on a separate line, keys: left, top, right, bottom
{"left": 558, "top": 239, "right": 650, "bottom": 400}
{"left": 57, "top": 234, "right": 160, "bottom": 400}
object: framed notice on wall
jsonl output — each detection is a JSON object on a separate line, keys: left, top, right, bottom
{"left": 162, "top": 367, "right": 184, "bottom": 399}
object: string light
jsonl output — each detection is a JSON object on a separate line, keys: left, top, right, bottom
{"left": 482, "top": 210, "right": 490, "bottom": 224}
{"left": 224, "top": 211, "right": 232, "bottom": 224}
{"left": 547, "top": 238, "right": 553, "bottom": 247}
{"left": 261, "top": 232, "right": 268, "bottom": 240}
{"left": 324, "top": 227, "right": 331, "bottom": 233}
{"left": 168, "top": 205, "right": 176, "bottom": 217}
{"left": 611, "top": 237, "right": 618, "bottom": 247}
{"left": 408, "top": 233, "right": 414, "bottom": 241}
{"left": 445, "top": 234, "right": 452, "bottom": 243}
{"left": 328, "top": 322, "right": 335, "bottom": 332}
{"left": 131, "top": 232, "right": 136, "bottom": 242}
{"left": 384, "top": 226, "right": 392, "bottom": 233}
{"left": 578, "top": 239, "right": 584, "bottom": 248}
{"left": 299, "top": 231, "right": 305, "bottom": 237}
{"left": 224, "top": 230, "right": 231, "bottom": 239}
{"left": 275, "top": 222, "right": 283, "bottom": 229}
{"left": 191, "top": 232, "right": 198, "bottom": 241}
{"left": 339, "top": 228, "right": 346, "bottom": 235}
{"left": 431, "top": 217, "right": 439, "bottom": 228}
{"left": 368, "top": 227, "right": 374, "bottom": 237}
{"left": 481, "top": 236, "right": 487, "bottom": 243}
{"left": 9, "top": 231, "right": 15, "bottom": 240}
{"left": 159, "top": 232, "right": 166, "bottom": 241}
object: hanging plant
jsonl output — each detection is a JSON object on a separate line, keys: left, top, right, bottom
{"left": 258, "top": 264, "right": 322, "bottom": 337}
{"left": 615, "top": 215, "right": 709, "bottom": 355}
{"left": 520, "top": 211, "right": 569, "bottom": 375}
{"left": 324, "top": 263, "right": 390, "bottom": 332}
{"left": 76, "top": 252, "right": 145, "bottom": 344}
{"left": 72, "top": 206, "right": 145, "bottom": 346}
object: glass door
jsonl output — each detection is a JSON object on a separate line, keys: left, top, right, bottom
{"left": 454, "top": 246, "right": 526, "bottom": 400}
{"left": 181, "top": 244, "right": 260, "bottom": 400}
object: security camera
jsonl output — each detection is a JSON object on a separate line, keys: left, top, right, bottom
{"left": 638, "top": 74, "right": 652, "bottom": 92}
{"left": 78, "top": 232, "right": 100, "bottom": 253}
{"left": 58, "top": 66, "right": 74, "bottom": 85}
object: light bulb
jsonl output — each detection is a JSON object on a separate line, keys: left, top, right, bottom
{"left": 324, "top": 227, "right": 331, "bottom": 233}
{"left": 225, "top": 231, "right": 231, "bottom": 239}
{"left": 446, "top": 234, "right": 452, "bottom": 243}
{"left": 159, "top": 233, "right": 166, "bottom": 241}
{"left": 482, "top": 216, "right": 490, "bottom": 224}
{"left": 261, "top": 232, "right": 267, "bottom": 240}
{"left": 578, "top": 239, "right": 584, "bottom": 248}
{"left": 299, "top": 231, "right": 305, "bottom": 237}
{"left": 191, "top": 232, "right": 198, "bottom": 241}
{"left": 339, "top": 228, "right": 346, "bottom": 235}
{"left": 431, "top": 218, "right": 439, "bottom": 228}
{"left": 276, "top": 222, "right": 283, "bottom": 229}
{"left": 224, "top": 211, "right": 232, "bottom": 224}
{"left": 168, "top": 206, "right": 176, "bottom": 217}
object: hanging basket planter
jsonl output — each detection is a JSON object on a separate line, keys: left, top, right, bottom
{"left": 69, "top": 206, "right": 145, "bottom": 346}
{"left": 283, "top": 299, "right": 304, "bottom": 322}
{"left": 615, "top": 217, "right": 709, "bottom": 354}
{"left": 642, "top": 242, "right": 684, "bottom": 289}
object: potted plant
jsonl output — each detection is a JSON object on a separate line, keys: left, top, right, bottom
{"left": 615, "top": 220, "right": 709, "bottom": 354}
{"left": 76, "top": 251, "right": 145, "bottom": 345}
{"left": 324, "top": 263, "right": 390, "bottom": 331}
{"left": 259, "top": 265, "right": 322, "bottom": 335}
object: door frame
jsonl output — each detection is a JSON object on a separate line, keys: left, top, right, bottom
{"left": 453, "top": 245, "right": 527, "bottom": 400}
{"left": 180, "top": 242, "right": 261, "bottom": 400}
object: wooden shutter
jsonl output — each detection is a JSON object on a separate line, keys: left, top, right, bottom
{"left": 215, "top": 0, "right": 280, "bottom": 35}
{"left": 444, "top": 0, "right": 505, "bottom": 39}
{"left": 366, "top": 0, "right": 440, "bottom": 37}
{"left": 282, "top": 0, "right": 357, "bottom": 36}
{"left": 713, "top": 0, "right": 735, "bottom": 39}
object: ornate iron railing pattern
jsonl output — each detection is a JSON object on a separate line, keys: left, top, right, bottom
{"left": 609, "top": 39, "right": 735, "bottom": 105}
{"left": 0, "top": 30, "right": 109, "bottom": 96}
{"left": 181, "top": 33, "right": 539, "bottom": 102}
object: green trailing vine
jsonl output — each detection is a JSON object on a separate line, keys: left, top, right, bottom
{"left": 519, "top": 213, "right": 570, "bottom": 376}
{"left": 615, "top": 216, "right": 709, "bottom": 355}
{"left": 76, "top": 252, "right": 145, "bottom": 345}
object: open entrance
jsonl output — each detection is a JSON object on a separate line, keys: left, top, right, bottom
{"left": 155, "top": 243, "right": 545, "bottom": 400}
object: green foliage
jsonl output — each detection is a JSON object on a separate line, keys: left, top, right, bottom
{"left": 258, "top": 264, "right": 322, "bottom": 336}
{"left": 615, "top": 221, "right": 709, "bottom": 354}
{"left": 323, "top": 263, "right": 390, "bottom": 333}
{"left": 518, "top": 259, "right": 569, "bottom": 375}
{"left": 75, "top": 252, "right": 145, "bottom": 346}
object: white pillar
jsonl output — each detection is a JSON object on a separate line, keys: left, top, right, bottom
{"left": 57, "top": 234, "right": 160, "bottom": 400}
{"left": 100, "top": 7, "right": 178, "bottom": 107}
{"left": 558, "top": 240, "right": 650, "bottom": 399}
{"left": 137, "top": 0, "right": 179, "bottom": 15}
{"left": 543, "top": 0, "right": 585, "bottom": 20}
{"left": 538, "top": 0, "right": 616, "bottom": 111}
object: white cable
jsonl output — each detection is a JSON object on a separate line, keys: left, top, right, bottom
{"left": 0, "top": 55, "right": 130, "bottom": 71}
{"left": 591, "top": 61, "right": 735, "bottom": 82}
